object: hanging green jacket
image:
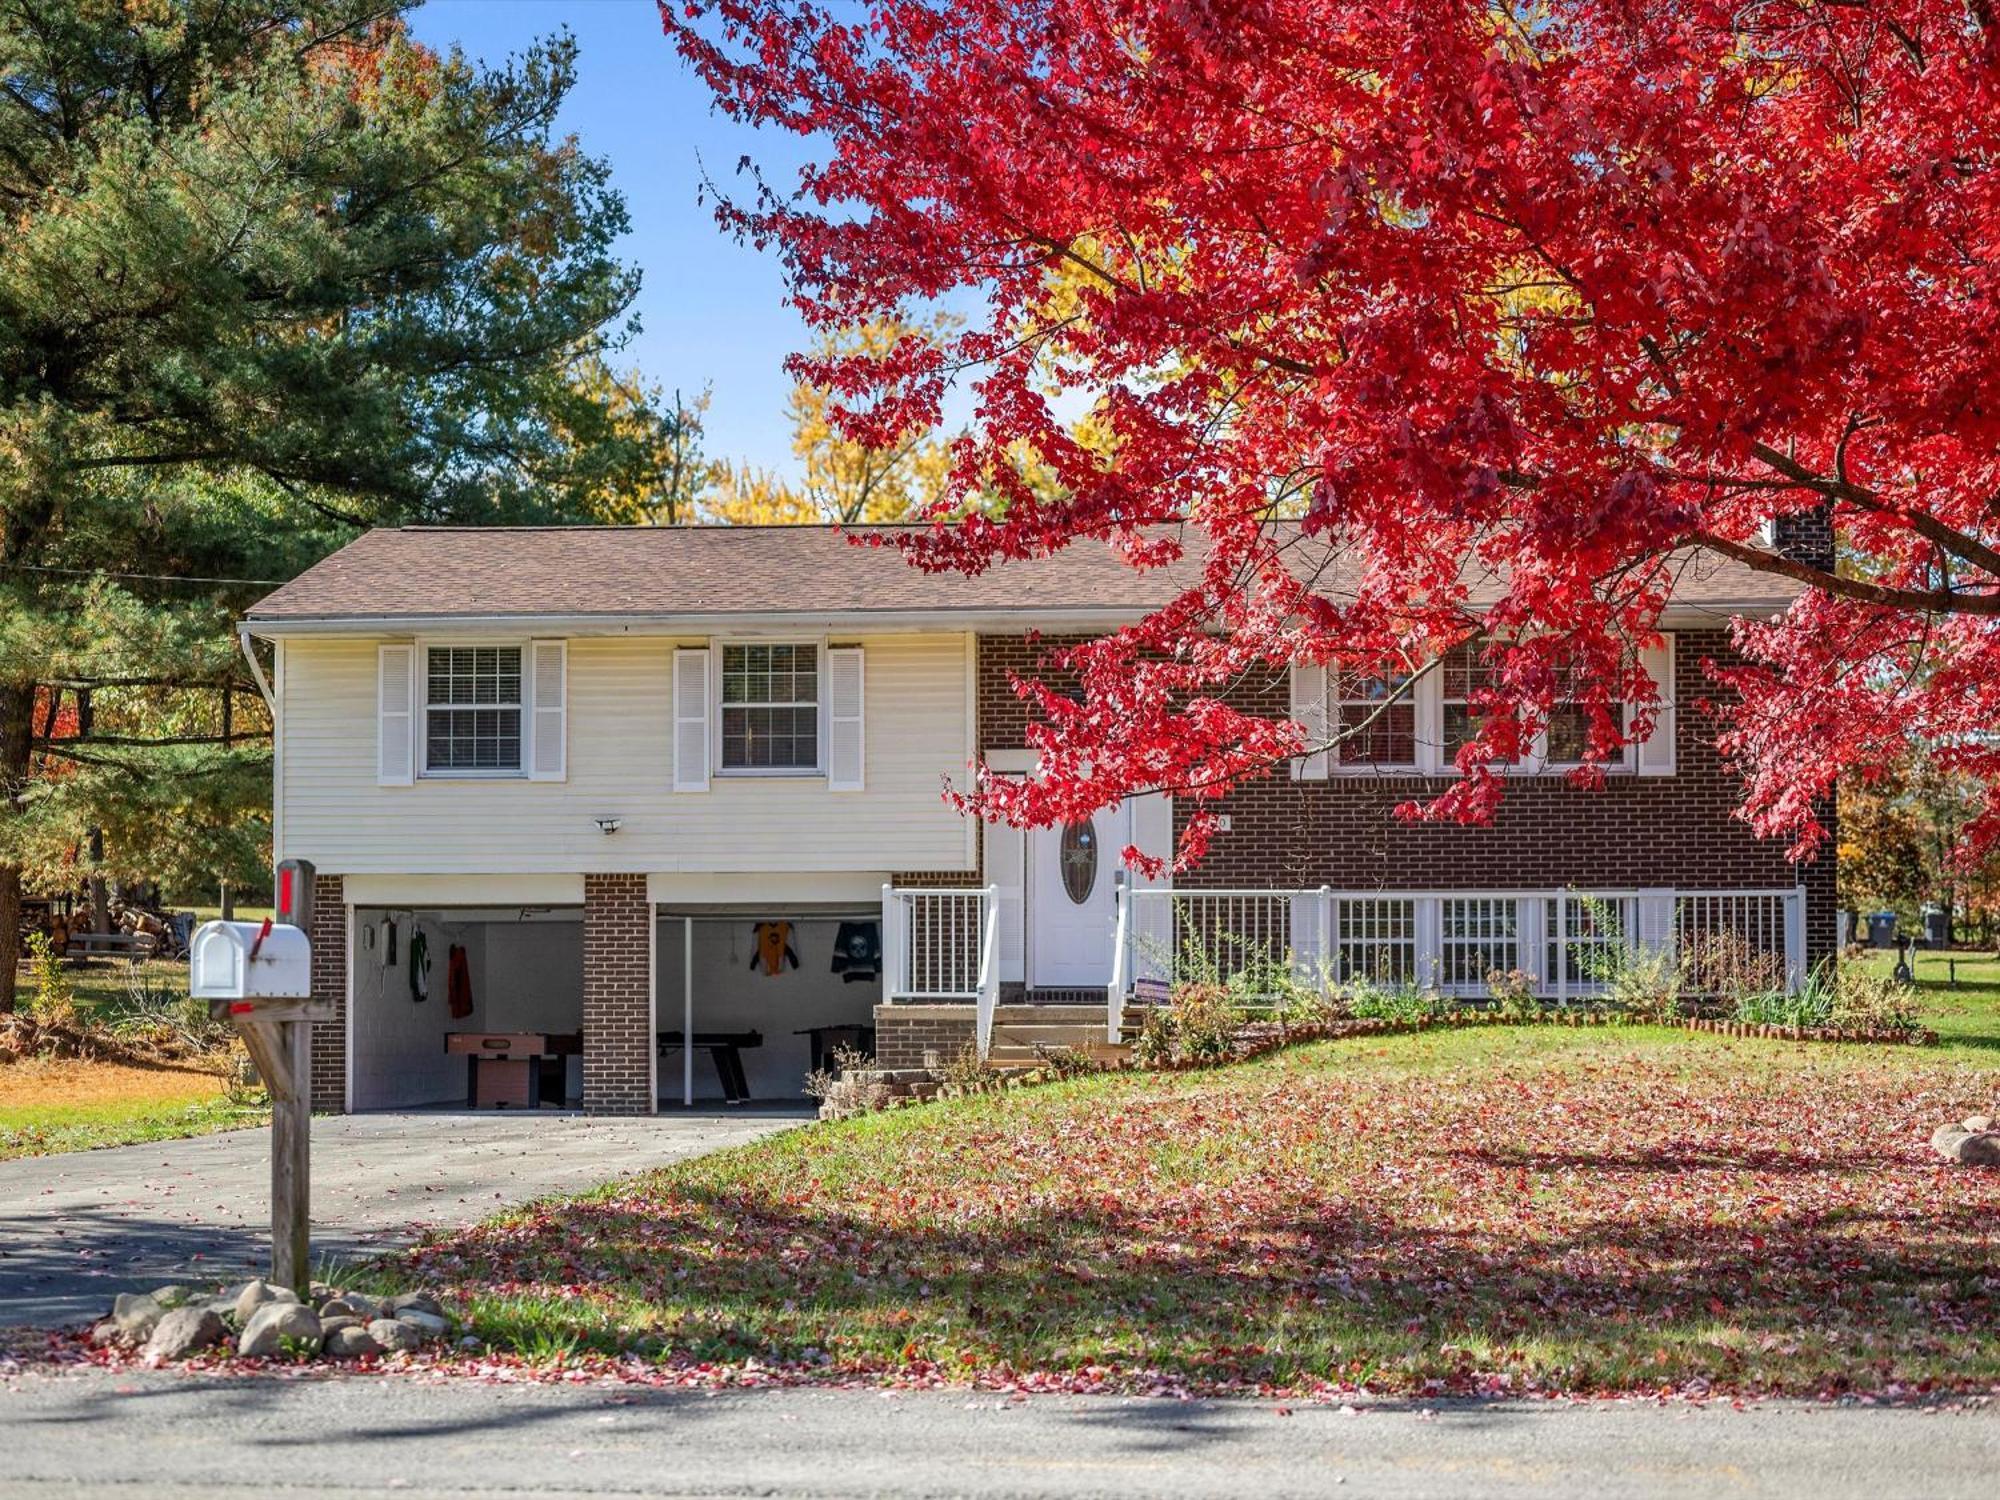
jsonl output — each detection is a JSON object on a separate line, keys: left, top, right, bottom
{"left": 409, "top": 926, "right": 430, "bottom": 1004}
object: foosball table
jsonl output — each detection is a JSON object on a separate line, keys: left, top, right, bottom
{"left": 445, "top": 1031, "right": 582, "bottom": 1109}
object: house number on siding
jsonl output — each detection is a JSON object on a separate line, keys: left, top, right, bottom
{"left": 1059, "top": 821, "right": 1098, "bottom": 904}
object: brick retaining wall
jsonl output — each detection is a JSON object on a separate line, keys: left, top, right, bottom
{"left": 873, "top": 1005, "right": 978, "bottom": 1069}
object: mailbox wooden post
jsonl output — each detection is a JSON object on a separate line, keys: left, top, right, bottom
{"left": 190, "top": 861, "right": 325, "bottom": 1298}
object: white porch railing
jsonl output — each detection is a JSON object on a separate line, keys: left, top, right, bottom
{"left": 882, "top": 884, "right": 1002, "bottom": 1060}
{"left": 1116, "top": 885, "right": 1808, "bottom": 1028}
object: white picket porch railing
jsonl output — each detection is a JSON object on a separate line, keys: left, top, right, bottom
{"left": 1116, "top": 885, "right": 1807, "bottom": 1025}
{"left": 881, "top": 884, "right": 1002, "bottom": 1059}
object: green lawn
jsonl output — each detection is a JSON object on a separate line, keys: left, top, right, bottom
{"left": 6, "top": 941, "right": 261, "bottom": 1160}
{"left": 0, "top": 1058, "right": 265, "bottom": 1161}
{"left": 407, "top": 982, "right": 2000, "bottom": 1397}
{"left": 1872, "top": 948, "right": 2000, "bottom": 1059}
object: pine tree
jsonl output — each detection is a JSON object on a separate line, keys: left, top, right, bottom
{"left": 0, "top": 2, "right": 643, "bottom": 1007}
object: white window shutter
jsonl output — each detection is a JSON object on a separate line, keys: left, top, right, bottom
{"left": 1414, "top": 662, "right": 1443, "bottom": 775}
{"left": 377, "top": 644, "right": 415, "bottom": 786}
{"left": 527, "top": 640, "right": 567, "bottom": 782}
{"left": 1635, "top": 635, "right": 1676, "bottom": 777}
{"left": 673, "top": 648, "right": 710, "bottom": 792}
{"left": 1289, "top": 663, "right": 1329, "bottom": 780}
{"left": 827, "top": 645, "right": 865, "bottom": 790}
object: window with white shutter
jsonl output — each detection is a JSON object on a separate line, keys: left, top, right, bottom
{"left": 673, "top": 648, "right": 710, "bottom": 791}
{"left": 1288, "top": 663, "right": 1329, "bottom": 780}
{"left": 377, "top": 644, "right": 415, "bottom": 786}
{"left": 1635, "top": 635, "right": 1676, "bottom": 776}
{"left": 827, "top": 645, "right": 864, "bottom": 790}
{"left": 527, "top": 640, "right": 567, "bottom": 782}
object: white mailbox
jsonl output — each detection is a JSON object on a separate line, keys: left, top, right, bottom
{"left": 190, "top": 920, "right": 313, "bottom": 1001}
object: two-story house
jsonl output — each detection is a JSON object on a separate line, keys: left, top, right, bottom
{"left": 241, "top": 523, "right": 1831, "bottom": 1115}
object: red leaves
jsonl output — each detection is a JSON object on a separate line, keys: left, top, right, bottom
{"left": 385, "top": 1033, "right": 2000, "bottom": 1399}
{"left": 663, "top": 0, "right": 2000, "bottom": 864}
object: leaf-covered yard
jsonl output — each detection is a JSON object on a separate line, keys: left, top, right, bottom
{"left": 409, "top": 1019, "right": 2000, "bottom": 1398}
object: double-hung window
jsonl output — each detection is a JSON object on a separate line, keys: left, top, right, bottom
{"left": 423, "top": 646, "right": 523, "bottom": 775}
{"left": 1440, "top": 643, "right": 1520, "bottom": 767}
{"left": 719, "top": 642, "right": 820, "bottom": 773}
{"left": 1334, "top": 668, "right": 1418, "bottom": 769}
{"left": 1543, "top": 666, "right": 1631, "bottom": 770}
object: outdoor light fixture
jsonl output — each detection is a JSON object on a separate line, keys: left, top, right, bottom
{"left": 595, "top": 816, "right": 622, "bottom": 835}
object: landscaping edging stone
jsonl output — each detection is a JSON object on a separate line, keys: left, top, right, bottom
{"left": 87, "top": 1278, "right": 456, "bottom": 1365}
{"left": 817, "top": 1009, "right": 1938, "bottom": 1120}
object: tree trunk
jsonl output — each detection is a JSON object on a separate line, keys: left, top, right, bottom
{"left": 78, "top": 691, "right": 107, "bottom": 934}
{"left": 0, "top": 680, "right": 35, "bottom": 1014}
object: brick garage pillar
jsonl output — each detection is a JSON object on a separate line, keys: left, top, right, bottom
{"left": 307, "top": 873, "right": 348, "bottom": 1113}
{"left": 582, "top": 874, "right": 654, "bottom": 1115}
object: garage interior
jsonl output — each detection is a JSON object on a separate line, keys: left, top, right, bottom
{"left": 349, "top": 904, "right": 584, "bottom": 1112}
{"left": 656, "top": 907, "right": 881, "bottom": 1107}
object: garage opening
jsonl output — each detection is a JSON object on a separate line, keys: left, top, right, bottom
{"left": 349, "top": 905, "right": 584, "bottom": 1111}
{"left": 656, "top": 907, "right": 881, "bottom": 1107}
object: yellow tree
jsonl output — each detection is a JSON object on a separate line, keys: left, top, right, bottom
{"left": 563, "top": 357, "right": 719, "bottom": 526}
{"left": 709, "top": 317, "right": 955, "bottom": 524}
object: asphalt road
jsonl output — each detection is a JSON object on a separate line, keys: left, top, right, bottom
{"left": 0, "top": 1371, "right": 1993, "bottom": 1499}
{"left": 0, "top": 1108, "right": 805, "bottom": 1328}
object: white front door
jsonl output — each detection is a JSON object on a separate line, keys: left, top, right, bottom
{"left": 1029, "top": 804, "right": 1123, "bottom": 989}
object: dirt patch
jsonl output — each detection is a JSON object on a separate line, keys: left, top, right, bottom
{"left": 0, "top": 1056, "right": 226, "bottom": 1115}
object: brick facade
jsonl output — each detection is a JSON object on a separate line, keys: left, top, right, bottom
{"left": 873, "top": 1005, "right": 978, "bottom": 1069}
{"left": 581, "top": 873, "right": 654, "bottom": 1115}
{"left": 976, "top": 630, "right": 1840, "bottom": 968}
{"left": 307, "top": 873, "right": 347, "bottom": 1112}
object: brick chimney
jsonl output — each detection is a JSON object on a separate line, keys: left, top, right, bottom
{"left": 1771, "top": 502, "right": 1836, "bottom": 573}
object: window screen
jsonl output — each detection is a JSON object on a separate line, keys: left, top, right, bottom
{"left": 720, "top": 643, "right": 819, "bottom": 771}
{"left": 424, "top": 646, "right": 522, "bottom": 772}
{"left": 1335, "top": 670, "right": 1417, "bottom": 768}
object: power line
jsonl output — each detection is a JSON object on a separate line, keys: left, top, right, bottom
{"left": 0, "top": 561, "right": 290, "bottom": 587}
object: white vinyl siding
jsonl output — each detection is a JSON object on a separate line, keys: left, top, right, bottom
{"left": 279, "top": 633, "right": 970, "bottom": 873}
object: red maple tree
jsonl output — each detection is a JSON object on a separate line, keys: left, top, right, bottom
{"left": 665, "top": 0, "right": 2000, "bottom": 869}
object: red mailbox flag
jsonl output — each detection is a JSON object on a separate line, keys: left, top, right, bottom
{"left": 275, "top": 859, "right": 315, "bottom": 931}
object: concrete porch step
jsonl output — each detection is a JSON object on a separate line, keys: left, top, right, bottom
{"left": 991, "top": 1022, "right": 1110, "bottom": 1041}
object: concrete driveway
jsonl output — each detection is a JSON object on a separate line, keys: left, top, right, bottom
{"left": 0, "top": 1108, "right": 804, "bottom": 1329}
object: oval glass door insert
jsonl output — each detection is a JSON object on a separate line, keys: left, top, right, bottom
{"left": 1059, "top": 820, "right": 1098, "bottom": 904}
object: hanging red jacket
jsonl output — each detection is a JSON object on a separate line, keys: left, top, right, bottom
{"left": 446, "top": 943, "right": 474, "bottom": 1020}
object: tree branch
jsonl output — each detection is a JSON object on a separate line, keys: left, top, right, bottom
{"left": 1691, "top": 532, "right": 2000, "bottom": 615}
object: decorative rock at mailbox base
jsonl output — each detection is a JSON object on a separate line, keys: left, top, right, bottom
{"left": 88, "top": 1279, "right": 456, "bottom": 1364}
{"left": 142, "top": 1308, "right": 228, "bottom": 1362}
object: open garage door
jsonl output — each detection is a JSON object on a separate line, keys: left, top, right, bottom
{"left": 349, "top": 904, "right": 583, "bottom": 1111}
{"left": 655, "top": 907, "right": 882, "bottom": 1107}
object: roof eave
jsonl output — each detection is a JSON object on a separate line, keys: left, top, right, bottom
{"left": 241, "top": 597, "right": 1795, "bottom": 639}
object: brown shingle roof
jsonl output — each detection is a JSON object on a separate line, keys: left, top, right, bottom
{"left": 243, "top": 524, "right": 1799, "bottom": 624}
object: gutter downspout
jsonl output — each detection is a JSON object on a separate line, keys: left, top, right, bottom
{"left": 238, "top": 625, "right": 277, "bottom": 715}
{"left": 240, "top": 625, "right": 282, "bottom": 867}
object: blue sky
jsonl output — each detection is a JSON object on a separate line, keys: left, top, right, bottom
{"left": 406, "top": 0, "right": 820, "bottom": 476}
